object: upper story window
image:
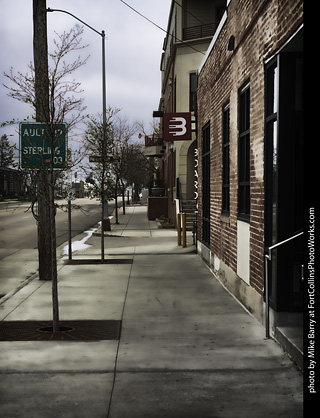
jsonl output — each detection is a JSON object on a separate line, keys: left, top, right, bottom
{"left": 222, "top": 103, "right": 230, "bottom": 214}
{"left": 238, "top": 82, "right": 250, "bottom": 221}
{"left": 189, "top": 72, "right": 198, "bottom": 111}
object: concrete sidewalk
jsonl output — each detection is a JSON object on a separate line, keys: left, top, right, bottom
{"left": 0, "top": 204, "right": 303, "bottom": 417}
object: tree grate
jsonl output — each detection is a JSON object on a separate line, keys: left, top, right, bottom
{"left": 66, "top": 259, "right": 132, "bottom": 265}
{"left": 0, "top": 320, "right": 121, "bottom": 341}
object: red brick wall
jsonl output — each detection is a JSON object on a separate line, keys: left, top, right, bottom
{"left": 197, "top": 0, "right": 303, "bottom": 295}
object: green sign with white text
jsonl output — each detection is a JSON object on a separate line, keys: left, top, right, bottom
{"left": 19, "top": 122, "right": 68, "bottom": 170}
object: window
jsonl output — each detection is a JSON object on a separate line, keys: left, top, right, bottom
{"left": 265, "top": 60, "right": 278, "bottom": 245}
{"left": 265, "top": 59, "right": 278, "bottom": 308}
{"left": 238, "top": 82, "right": 250, "bottom": 220}
{"left": 222, "top": 103, "right": 230, "bottom": 214}
{"left": 202, "top": 122, "right": 210, "bottom": 246}
{"left": 190, "top": 72, "right": 198, "bottom": 111}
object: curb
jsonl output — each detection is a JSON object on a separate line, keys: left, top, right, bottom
{"left": 0, "top": 271, "right": 39, "bottom": 306}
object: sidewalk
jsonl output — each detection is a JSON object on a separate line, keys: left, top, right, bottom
{"left": 0, "top": 204, "right": 303, "bottom": 418}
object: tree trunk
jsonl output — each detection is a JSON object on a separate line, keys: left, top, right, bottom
{"left": 33, "top": 0, "right": 50, "bottom": 123}
{"left": 33, "top": 0, "right": 59, "bottom": 331}
{"left": 37, "top": 170, "right": 52, "bottom": 282}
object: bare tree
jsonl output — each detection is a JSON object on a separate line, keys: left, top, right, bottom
{"left": 112, "top": 116, "right": 138, "bottom": 216}
{"left": 122, "top": 142, "right": 154, "bottom": 202}
{"left": 83, "top": 108, "right": 119, "bottom": 259}
{"left": 4, "top": 27, "right": 88, "bottom": 130}
{"left": 3, "top": 1, "right": 89, "bottom": 331}
{"left": 84, "top": 113, "right": 151, "bottom": 221}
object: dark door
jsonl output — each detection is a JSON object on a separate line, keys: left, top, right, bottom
{"left": 265, "top": 32, "right": 304, "bottom": 313}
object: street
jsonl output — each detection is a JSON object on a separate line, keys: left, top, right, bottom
{"left": 0, "top": 198, "right": 103, "bottom": 251}
{"left": 0, "top": 197, "right": 114, "bottom": 298}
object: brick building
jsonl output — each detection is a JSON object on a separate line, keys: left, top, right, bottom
{"left": 146, "top": 0, "right": 227, "bottom": 227}
{"left": 196, "top": 0, "right": 303, "bottom": 358}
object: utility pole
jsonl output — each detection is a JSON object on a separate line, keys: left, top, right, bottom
{"left": 47, "top": 8, "right": 108, "bottom": 261}
{"left": 33, "top": 0, "right": 59, "bottom": 331}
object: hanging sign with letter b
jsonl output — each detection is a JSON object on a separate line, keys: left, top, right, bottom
{"left": 163, "top": 113, "right": 192, "bottom": 141}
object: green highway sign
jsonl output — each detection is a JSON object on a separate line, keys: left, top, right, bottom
{"left": 19, "top": 122, "right": 68, "bottom": 170}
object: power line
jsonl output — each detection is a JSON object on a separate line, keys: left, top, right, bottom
{"left": 118, "top": 0, "right": 205, "bottom": 55}
{"left": 173, "top": 0, "right": 206, "bottom": 25}
{"left": 119, "top": 0, "right": 167, "bottom": 36}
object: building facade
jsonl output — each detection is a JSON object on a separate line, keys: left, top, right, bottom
{"left": 0, "top": 167, "right": 23, "bottom": 198}
{"left": 196, "top": 0, "right": 303, "bottom": 348}
{"left": 151, "top": 0, "right": 227, "bottom": 227}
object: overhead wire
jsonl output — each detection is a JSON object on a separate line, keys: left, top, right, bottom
{"left": 118, "top": 0, "right": 205, "bottom": 55}
{"left": 173, "top": 0, "right": 206, "bottom": 25}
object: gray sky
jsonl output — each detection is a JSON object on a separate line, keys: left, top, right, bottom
{"left": 0, "top": 0, "right": 171, "bottom": 143}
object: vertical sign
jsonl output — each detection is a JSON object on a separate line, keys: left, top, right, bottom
{"left": 194, "top": 148, "right": 198, "bottom": 213}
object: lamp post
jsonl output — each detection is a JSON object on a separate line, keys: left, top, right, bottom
{"left": 47, "top": 7, "right": 108, "bottom": 260}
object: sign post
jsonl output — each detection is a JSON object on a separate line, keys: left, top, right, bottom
{"left": 19, "top": 122, "right": 68, "bottom": 170}
{"left": 66, "top": 187, "right": 76, "bottom": 260}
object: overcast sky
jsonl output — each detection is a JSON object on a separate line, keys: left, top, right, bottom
{"left": 0, "top": 0, "right": 171, "bottom": 144}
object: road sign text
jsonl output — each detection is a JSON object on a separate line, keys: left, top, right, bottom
{"left": 20, "top": 122, "right": 68, "bottom": 170}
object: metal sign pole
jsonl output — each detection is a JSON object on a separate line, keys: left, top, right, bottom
{"left": 68, "top": 199, "right": 72, "bottom": 260}
{"left": 66, "top": 188, "right": 75, "bottom": 260}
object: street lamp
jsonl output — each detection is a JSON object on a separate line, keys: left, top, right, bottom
{"left": 47, "top": 7, "right": 108, "bottom": 260}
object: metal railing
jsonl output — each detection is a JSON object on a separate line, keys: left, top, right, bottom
{"left": 264, "top": 230, "right": 304, "bottom": 338}
{"left": 183, "top": 22, "right": 218, "bottom": 41}
{"left": 144, "top": 135, "right": 163, "bottom": 147}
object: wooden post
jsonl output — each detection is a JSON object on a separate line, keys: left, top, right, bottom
{"left": 177, "top": 213, "right": 181, "bottom": 245}
{"left": 182, "top": 212, "right": 187, "bottom": 248}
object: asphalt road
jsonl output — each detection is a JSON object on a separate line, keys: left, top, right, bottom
{"left": 0, "top": 197, "right": 114, "bottom": 298}
{"left": 0, "top": 198, "right": 107, "bottom": 252}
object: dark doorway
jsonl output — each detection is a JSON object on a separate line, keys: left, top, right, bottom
{"left": 265, "top": 29, "right": 304, "bottom": 314}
